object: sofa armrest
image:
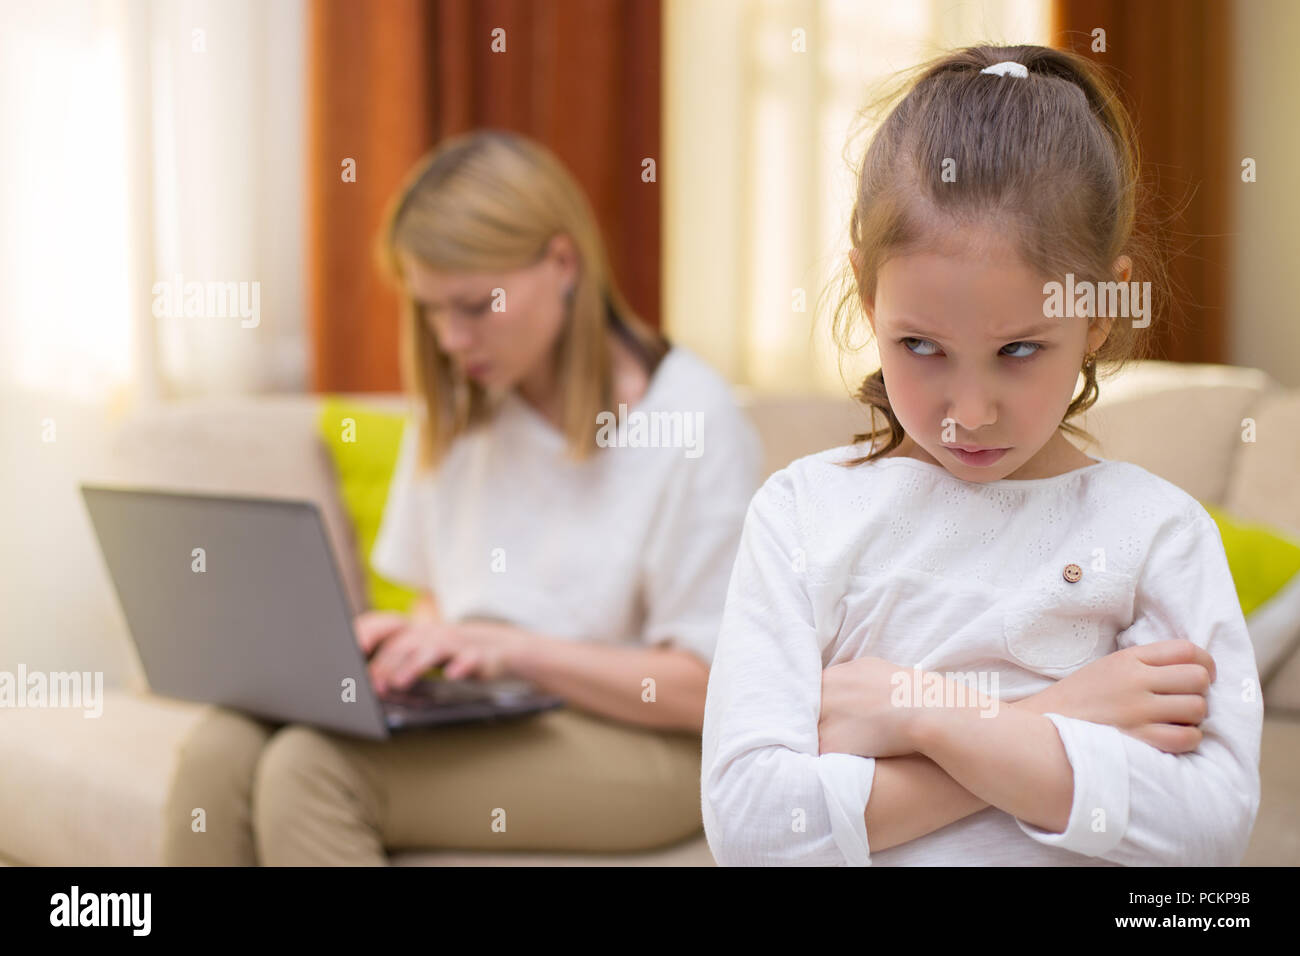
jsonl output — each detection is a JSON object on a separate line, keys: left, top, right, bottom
{"left": 0, "top": 689, "right": 210, "bottom": 865}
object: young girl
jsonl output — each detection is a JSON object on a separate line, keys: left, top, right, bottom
{"left": 160, "top": 129, "right": 761, "bottom": 865}
{"left": 701, "top": 45, "right": 1263, "bottom": 866}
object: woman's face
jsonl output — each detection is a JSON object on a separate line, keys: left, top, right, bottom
{"left": 398, "top": 233, "right": 577, "bottom": 391}
{"left": 862, "top": 231, "right": 1116, "bottom": 481}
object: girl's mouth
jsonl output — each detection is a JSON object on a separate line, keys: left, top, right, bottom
{"left": 947, "top": 445, "right": 1009, "bottom": 467}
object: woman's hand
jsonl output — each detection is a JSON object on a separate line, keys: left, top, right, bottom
{"left": 1010, "top": 638, "right": 1216, "bottom": 754}
{"left": 353, "top": 612, "right": 527, "bottom": 691}
{"left": 819, "top": 657, "right": 925, "bottom": 758}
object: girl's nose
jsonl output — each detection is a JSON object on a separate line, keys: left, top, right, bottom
{"left": 946, "top": 392, "right": 998, "bottom": 432}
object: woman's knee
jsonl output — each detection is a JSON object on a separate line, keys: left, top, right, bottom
{"left": 252, "top": 724, "right": 384, "bottom": 863}
{"left": 253, "top": 725, "right": 345, "bottom": 819}
{"left": 629, "top": 733, "right": 705, "bottom": 848}
{"left": 542, "top": 714, "right": 705, "bottom": 851}
{"left": 161, "top": 707, "right": 276, "bottom": 865}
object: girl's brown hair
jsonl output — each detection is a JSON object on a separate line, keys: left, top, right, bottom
{"left": 375, "top": 129, "right": 668, "bottom": 471}
{"left": 827, "top": 44, "right": 1181, "bottom": 464}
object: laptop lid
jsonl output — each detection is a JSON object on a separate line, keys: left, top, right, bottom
{"left": 80, "top": 484, "right": 392, "bottom": 738}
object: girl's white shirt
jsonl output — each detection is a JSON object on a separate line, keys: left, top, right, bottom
{"left": 702, "top": 441, "right": 1264, "bottom": 866}
{"left": 370, "top": 345, "right": 762, "bottom": 665}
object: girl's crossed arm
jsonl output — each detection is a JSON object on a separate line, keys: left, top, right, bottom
{"left": 703, "top": 469, "right": 1261, "bottom": 866}
{"left": 835, "top": 638, "right": 1221, "bottom": 853}
{"left": 822, "top": 511, "right": 1263, "bottom": 866}
{"left": 819, "top": 658, "right": 1071, "bottom": 841}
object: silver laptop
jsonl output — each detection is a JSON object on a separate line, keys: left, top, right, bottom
{"left": 79, "top": 483, "right": 566, "bottom": 739}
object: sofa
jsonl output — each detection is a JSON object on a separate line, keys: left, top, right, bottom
{"left": 2, "top": 359, "right": 1298, "bottom": 866}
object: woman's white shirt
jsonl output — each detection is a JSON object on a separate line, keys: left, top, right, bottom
{"left": 370, "top": 346, "right": 762, "bottom": 665}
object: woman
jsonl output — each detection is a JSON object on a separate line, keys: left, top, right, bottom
{"left": 247, "top": 129, "right": 762, "bottom": 863}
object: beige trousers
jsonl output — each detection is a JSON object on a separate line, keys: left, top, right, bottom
{"left": 161, "top": 705, "right": 704, "bottom": 865}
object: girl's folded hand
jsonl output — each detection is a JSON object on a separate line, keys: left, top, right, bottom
{"left": 819, "top": 657, "right": 923, "bottom": 758}
{"left": 1010, "top": 638, "right": 1216, "bottom": 754}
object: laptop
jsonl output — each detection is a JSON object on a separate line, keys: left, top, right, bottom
{"left": 79, "top": 483, "right": 566, "bottom": 739}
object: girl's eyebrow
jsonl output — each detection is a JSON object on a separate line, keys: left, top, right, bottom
{"left": 897, "top": 320, "right": 1062, "bottom": 340}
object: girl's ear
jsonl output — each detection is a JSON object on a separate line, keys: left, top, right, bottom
{"left": 1113, "top": 254, "right": 1133, "bottom": 283}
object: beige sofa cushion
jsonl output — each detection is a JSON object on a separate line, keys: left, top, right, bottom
{"left": 737, "top": 390, "right": 874, "bottom": 480}
{"left": 1072, "top": 362, "right": 1277, "bottom": 506}
{"left": 1223, "top": 390, "right": 1300, "bottom": 540}
{"left": 1222, "top": 391, "right": 1300, "bottom": 709}
{"left": 0, "top": 691, "right": 208, "bottom": 866}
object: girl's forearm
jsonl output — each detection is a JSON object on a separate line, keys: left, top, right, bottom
{"left": 908, "top": 704, "right": 1074, "bottom": 833}
{"left": 863, "top": 754, "right": 991, "bottom": 851}
{"left": 507, "top": 632, "right": 710, "bottom": 733}
{"left": 862, "top": 695, "right": 1070, "bottom": 852}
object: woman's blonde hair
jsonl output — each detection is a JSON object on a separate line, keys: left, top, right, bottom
{"left": 375, "top": 129, "right": 668, "bottom": 471}
{"left": 825, "top": 44, "right": 1182, "bottom": 465}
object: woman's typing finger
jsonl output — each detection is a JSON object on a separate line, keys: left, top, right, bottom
{"left": 353, "top": 611, "right": 410, "bottom": 656}
{"left": 368, "top": 630, "right": 421, "bottom": 692}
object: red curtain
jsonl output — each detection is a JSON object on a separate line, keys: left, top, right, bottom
{"left": 1052, "top": 0, "right": 1234, "bottom": 364}
{"left": 307, "top": 0, "right": 662, "bottom": 392}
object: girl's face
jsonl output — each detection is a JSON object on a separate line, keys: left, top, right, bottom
{"left": 861, "top": 233, "right": 1118, "bottom": 482}
{"left": 398, "top": 233, "right": 577, "bottom": 393}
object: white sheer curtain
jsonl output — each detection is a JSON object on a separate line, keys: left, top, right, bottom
{"left": 0, "top": 0, "right": 305, "bottom": 678}
{"left": 0, "top": 0, "right": 305, "bottom": 412}
{"left": 664, "top": 0, "right": 1050, "bottom": 395}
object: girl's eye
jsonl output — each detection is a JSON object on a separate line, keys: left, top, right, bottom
{"left": 1000, "top": 341, "right": 1041, "bottom": 359}
{"left": 899, "top": 338, "right": 1042, "bottom": 360}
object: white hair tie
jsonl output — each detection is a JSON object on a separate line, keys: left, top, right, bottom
{"left": 980, "top": 60, "right": 1028, "bottom": 78}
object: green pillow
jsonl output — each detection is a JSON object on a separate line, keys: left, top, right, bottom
{"left": 1200, "top": 501, "right": 1300, "bottom": 616}
{"left": 318, "top": 397, "right": 418, "bottom": 613}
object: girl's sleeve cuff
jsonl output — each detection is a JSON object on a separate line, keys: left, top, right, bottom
{"left": 816, "top": 752, "right": 877, "bottom": 866}
{"left": 1014, "top": 712, "right": 1130, "bottom": 857}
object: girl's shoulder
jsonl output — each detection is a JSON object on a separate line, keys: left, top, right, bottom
{"left": 1102, "top": 459, "right": 1218, "bottom": 539}
{"left": 750, "top": 440, "right": 882, "bottom": 516}
{"left": 767, "top": 439, "right": 897, "bottom": 487}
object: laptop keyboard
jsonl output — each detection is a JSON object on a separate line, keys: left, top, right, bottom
{"left": 376, "top": 678, "right": 556, "bottom": 728}
{"left": 379, "top": 678, "right": 531, "bottom": 710}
